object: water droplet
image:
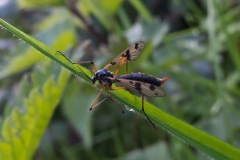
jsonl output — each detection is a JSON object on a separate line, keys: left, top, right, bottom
{"left": 125, "top": 105, "right": 135, "bottom": 112}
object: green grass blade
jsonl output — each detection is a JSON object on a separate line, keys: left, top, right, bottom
{"left": 0, "top": 18, "right": 91, "bottom": 82}
{"left": 0, "top": 17, "right": 75, "bottom": 79}
{"left": 17, "top": 0, "right": 64, "bottom": 8}
{"left": 129, "top": 0, "right": 153, "bottom": 23}
{"left": 0, "top": 18, "right": 240, "bottom": 159}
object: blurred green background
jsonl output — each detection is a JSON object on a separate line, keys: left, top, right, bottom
{"left": 0, "top": 0, "right": 240, "bottom": 159}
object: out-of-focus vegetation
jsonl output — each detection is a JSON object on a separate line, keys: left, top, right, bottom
{"left": 0, "top": 0, "right": 240, "bottom": 159}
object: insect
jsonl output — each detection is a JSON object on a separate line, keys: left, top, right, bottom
{"left": 76, "top": 41, "right": 146, "bottom": 113}
{"left": 58, "top": 41, "right": 169, "bottom": 130}
{"left": 109, "top": 73, "right": 169, "bottom": 130}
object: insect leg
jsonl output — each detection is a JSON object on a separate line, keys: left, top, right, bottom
{"left": 56, "top": 50, "right": 73, "bottom": 64}
{"left": 126, "top": 60, "right": 128, "bottom": 74}
{"left": 109, "top": 86, "right": 126, "bottom": 91}
{"left": 142, "top": 95, "right": 157, "bottom": 131}
{"left": 90, "top": 97, "right": 109, "bottom": 110}
{"left": 89, "top": 89, "right": 104, "bottom": 110}
{"left": 56, "top": 51, "right": 92, "bottom": 81}
{"left": 113, "top": 57, "right": 127, "bottom": 76}
{"left": 55, "top": 51, "right": 97, "bottom": 72}
{"left": 76, "top": 61, "right": 97, "bottom": 72}
{"left": 106, "top": 89, "right": 125, "bottom": 114}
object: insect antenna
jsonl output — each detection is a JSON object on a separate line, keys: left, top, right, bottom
{"left": 56, "top": 50, "right": 72, "bottom": 64}
{"left": 56, "top": 51, "right": 92, "bottom": 82}
{"left": 73, "top": 63, "right": 92, "bottom": 82}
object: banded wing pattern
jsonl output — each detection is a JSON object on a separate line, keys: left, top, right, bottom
{"left": 57, "top": 41, "right": 169, "bottom": 130}
{"left": 113, "top": 73, "right": 167, "bottom": 97}
{"left": 109, "top": 73, "right": 169, "bottom": 130}
{"left": 104, "top": 41, "right": 145, "bottom": 70}
{"left": 115, "top": 79, "right": 166, "bottom": 97}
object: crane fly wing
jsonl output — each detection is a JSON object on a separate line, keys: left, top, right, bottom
{"left": 113, "top": 78, "right": 166, "bottom": 97}
{"left": 104, "top": 41, "right": 145, "bottom": 69}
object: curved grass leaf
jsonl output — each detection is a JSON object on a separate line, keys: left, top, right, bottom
{"left": 0, "top": 18, "right": 240, "bottom": 159}
{"left": 17, "top": 0, "right": 64, "bottom": 8}
{"left": 129, "top": 0, "right": 153, "bottom": 23}
{"left": 0, "top": 10, "right": 75, "bottom": 79}
{"left": 79, "top": 0, "right": 110, "bottom": 29}
{"left": 0, "top": 68, "right": 70, "bottom": 160}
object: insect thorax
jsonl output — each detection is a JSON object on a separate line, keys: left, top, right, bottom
{"left": 91, "top": 69, "right": 114, "bottom": 86}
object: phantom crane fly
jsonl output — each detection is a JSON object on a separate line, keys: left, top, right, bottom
{"left": 59, "top": 41, "right": 169, "bottom": 130}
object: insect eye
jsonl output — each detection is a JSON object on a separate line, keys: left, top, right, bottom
{"left": 91, "top": 77, "right": 96, "bottom": 83}
{"left": 95, "top": 73, "right": 100, "bottom": 78}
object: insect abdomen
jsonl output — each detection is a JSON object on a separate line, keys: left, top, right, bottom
{"left": 116, "top": 73, "right": 161, "bottom": 86}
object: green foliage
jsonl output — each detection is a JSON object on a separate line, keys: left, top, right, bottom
{"left": 17, "top": 0, "right": 64, "bottom": 8}
{"left": 0, "top": 0, "right": 240, "bottom": 159}
{"left": 62, "top": 79, "right": 94, "bottom": 149}
{"left": 0, "top": 9, "right": 75, "bottom": 79}
{"left": 129, "top": 0, "right": 153, "bottom": 23}
{"left": 78, "top": 0, "right": 124, "bottom": 29}
{"left": 117, "top": 141, "right": 171, "bottom": 160}
{"left": 0, "top": 64, "right": 70, "bottom": 160}
{"left": 1, "top": 13, "right": 240, "bottom": 159}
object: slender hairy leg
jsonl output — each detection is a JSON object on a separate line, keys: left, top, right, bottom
{"left": 76, "top": 61, "right": 97, "bottom": 72}
{"left": 56, "top": 51, "right": 93, "bottom": 80}
{"left": 89, "top": 89, "right": 104, "bottom": 110}
{"left": 142, "top": 95, "right": 157, "bottom": 130}
{"left": 126, "top": 60, "right": 128, "bottom": 74}
{"left": 56, "top": 51, "right": 97, "bottom": 72}
{"left": 114, "top": 57, "right": 127, "bottom": 76}
{"left": 90, "top": 97, "right": 109, "bottom": 110}
{"left": 106, "top": 89, "right": 125, "bottom": 113}
{"left": 56, "top": 50, "right": 74, "bottom": 64}
{"left": 109, "top": 86, "right": 126, "bottom": 91}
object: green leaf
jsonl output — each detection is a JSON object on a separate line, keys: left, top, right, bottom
{"left": 62, "top": 79, "right": 94, "bottom": 150}
{"left": 78, "top": 0, "right": 110, "bottom": 29}
{"left": 129, "top": 0, "right": 153, "bottom": 23}
{"left": 78, "top": 0, "right": 123, "bottom": 30}
{"left": 0, "top": 18, "right": 240, "bottom": 159}
{"left": 99, "top": 0, "right": 123, "bottom": 15}
{"left": 0, "top": 10, "right": 75, "bottom": 79}
{"left": 0, "top": 67, "right": 70, "bottom": 160}
{"left": 17, "top": 0, "right": 64, "bottom": 8}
